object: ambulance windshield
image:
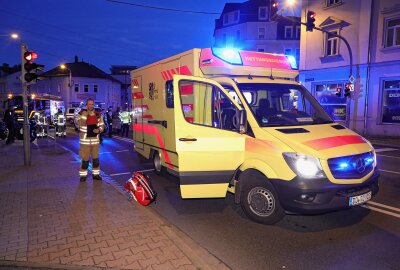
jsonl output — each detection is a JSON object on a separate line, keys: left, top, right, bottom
{"left": 237, "top": 83, "right": 334, "bottom": 127}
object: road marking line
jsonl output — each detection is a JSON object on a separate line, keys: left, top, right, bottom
{"left": 361, "top": 205, "right": 400, "bottom": 218}
{"left": 114, "top": 136, "right": 134, "bottom": 143}
{"left": 380, "top": 169, "right": 400, "bottom": 175}
{"left": 375, "top": 148, "right": 398, "bottom": 153}
{"left": 116, "top": 150, "right": 129, "bottom": 152}
{"left": 100, "top": 151, "right": 112, "bottom": 154}
{"left": 110, "top": 172, "right": 132, "bottom": 176}
{"left": 367, "top": 201, "right": 400, "bottom": 213}
{"left": 377, "top": 154, "right": 400, "bottom": 159}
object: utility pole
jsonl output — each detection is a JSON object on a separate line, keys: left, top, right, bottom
{"left": 20, "top": 43, "right": 31, "bottom": 166}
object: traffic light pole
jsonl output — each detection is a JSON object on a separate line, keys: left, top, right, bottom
{"left": 20, "top": 43, "right": 31, "bottom": 166}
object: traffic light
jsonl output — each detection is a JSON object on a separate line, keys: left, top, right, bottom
{"left": 344, "top": 83, "right": 352, "bottom": 98}
{"left": 23, "top": 51, "right": 39, "bottom": 83}
{"left": 336, "top": 87, "right": 342, "bottom": 97}
{"left": 270, "top": 1, "right": 279, "bottom": 19}
{"left": 306, "top": 11, "right": 316, "bottom": 32}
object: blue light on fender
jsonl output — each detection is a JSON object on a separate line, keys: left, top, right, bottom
{"left": 212, "top": 47, "right": 243, "bottom": 65}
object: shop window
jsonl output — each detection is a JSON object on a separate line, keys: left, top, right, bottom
{"left": 315, "top": 83, "right": 347, "bottom": 122}
{"left": 381, "top": 79, "right": 400, "bottom": 124}
{"left": 384, "top": 18, "right": 400, "bottom": 48}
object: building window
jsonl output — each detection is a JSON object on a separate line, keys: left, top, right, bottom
{"left": 381, "top": 79, "right": 400, "bottom": 124}
{"left": 259, "top": 7, "right": 268, "bottom": 20}
{"left": 223, "top": 14, "right": 229, "bottom": 25}
{"left": 285, "top": 26, "right": 293, "bottom": 39}
{"left": 94, "top": 85, "right": 98, "bottom": 93}
{"left": 295, "top": 26, "right": 301, "bottom": 39}
{"left": 384, "top": 18, "right": 400, "bottom": 48}
{"left": 74, "top": 84, "right": 79, "bottom": 92}
{"left": 284, "top": 48, "right": 292, "bottom": 55}
{"left": 325, "top": 30, "right": 339, "bottom": 56}
{"left": 84, "top": 84, "right": 89, "bottom": 93}
{"left": 326, "top": 0, "right": 341, "bottom": 7}
{"left": 233, "top": 11, "right": 239, "bottom": 22}
{"left": 295, "top": 48, "right": 300, "bottom": 63}
{"left": 258, "top": 27, "right": 265, "bottom": 39}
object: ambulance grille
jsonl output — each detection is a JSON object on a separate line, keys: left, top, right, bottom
{"left": 328, "top": 152, "right": 374, "bottom": 179}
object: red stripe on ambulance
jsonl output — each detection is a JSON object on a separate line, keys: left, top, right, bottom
{"left": 160, "top": 65, "right": 192, "bottom": 80}
{"left": 132, "top": 92, "right": 144, "bottom": 99}
{"left": 304, "top": 135, "right": 367, "bottom": 151}
{"left": 133, "top": 124, "right": 173, "bottom": 168}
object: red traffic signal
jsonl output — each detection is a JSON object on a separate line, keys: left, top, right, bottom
{"left": 271, "top": 1, "right": 279, "bottom": 18}
{"left": 23, "top": 51, "right": 38, "bottom": 61}
{"left": 306, "top": 11, "right": 316, "bottom": 32}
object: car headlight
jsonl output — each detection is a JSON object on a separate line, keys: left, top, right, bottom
{"left": 283, "top": 153, "right": 326, "bottom": 179}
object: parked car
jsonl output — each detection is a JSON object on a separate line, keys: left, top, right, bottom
{"left": 66, "top": 108, "right": 75, "bottom": 125}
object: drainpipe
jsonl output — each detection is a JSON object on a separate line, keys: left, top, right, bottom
{"left": 364, "top": 0, "right": 374, "bottom": 136}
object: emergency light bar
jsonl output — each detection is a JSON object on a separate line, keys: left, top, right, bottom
{"left": 211, "top": 47, "right": 242, "bottom": 65}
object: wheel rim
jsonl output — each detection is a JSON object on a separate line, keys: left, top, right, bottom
{"left": 247, "top": 187, "right": 275, "bottom": 217}
{"left": 153, "top": 152, "right": 162, "bottom": 172}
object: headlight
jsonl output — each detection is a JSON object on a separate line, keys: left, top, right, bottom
{"left": 283, "top": 153, "right": 326, "bottom": 179}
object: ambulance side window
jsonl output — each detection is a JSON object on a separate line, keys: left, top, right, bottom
{"left": 178, "top": 80, "right": 237, "bottom": 131}
{"left": 166, "top": 80, "right": 174, "bottom": 108}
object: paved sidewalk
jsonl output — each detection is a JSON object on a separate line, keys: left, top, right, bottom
{"left": 0, "top": 140, "right": 228, "bottom": 270}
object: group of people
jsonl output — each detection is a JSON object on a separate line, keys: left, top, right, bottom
{"left": 100, "top": 106, "right": 132, "bottom": 140}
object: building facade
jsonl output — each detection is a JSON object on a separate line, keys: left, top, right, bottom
{"left": 110, "top": 65, "right": 137, "bottom": 111}
{"left": 30, "top": 58, "right": 121, "bottom": 110}
{"left": 300, "top": 0, "right": 400, "bottom": 137}
{"left": 214, "top": 0, "right": 300, "bottom": 62}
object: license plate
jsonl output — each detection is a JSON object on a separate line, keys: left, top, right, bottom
{"left": 349, "top": 191, "right": 372, "bottom": 206}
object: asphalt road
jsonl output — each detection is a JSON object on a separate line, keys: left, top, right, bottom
{"left": 54, "top": 129, "right": 400, "bottom": 270}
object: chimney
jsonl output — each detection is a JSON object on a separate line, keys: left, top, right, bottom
{"left": 74, "top": 56, "right": 78, "bottom": 63}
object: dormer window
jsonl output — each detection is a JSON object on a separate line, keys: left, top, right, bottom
{"left": 259, "top": 7, "right": 268, "bottom": 20}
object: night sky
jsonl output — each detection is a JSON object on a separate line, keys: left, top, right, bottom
{"left": 0, "top": 0, "right": 249, "bottom": 73}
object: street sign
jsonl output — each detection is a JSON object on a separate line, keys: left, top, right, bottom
{"left": 349, "top": 75, "right": 355, "bottom": 84}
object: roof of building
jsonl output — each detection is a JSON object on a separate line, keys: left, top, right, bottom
{"left": 43, "top": 61, "right": 120, "bottom": 83}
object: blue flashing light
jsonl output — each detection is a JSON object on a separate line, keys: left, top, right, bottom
{"left": 365, "top": 157, "right": 374, "bottom": 166}
{"left": 212, "top": 47, "right": 242, "bottom": 65}
{"left": 285, "top": 55, "right": 298, "bottom": 69}
{"left": 339, "top": 162, "right": 349, "bottom": 169}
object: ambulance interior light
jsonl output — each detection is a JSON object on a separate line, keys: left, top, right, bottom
{"left": 212, "top": 47, "right": 242, "bottom": 65}
{"left": 285, "top": 55, "right": 298, "bottom": 70}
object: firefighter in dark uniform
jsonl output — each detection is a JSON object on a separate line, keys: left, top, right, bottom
{"left": 76, "top": 98, "right": 105, "bottom": 182}
{"left": 3, "top": 105, "right": 15, "bottom": 144}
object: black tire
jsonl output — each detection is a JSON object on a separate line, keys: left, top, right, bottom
{"left": 240, "top": 170, "right": 285, "bottom": 224}
{"left": 152, "top": 151, "right": 166, "bottom": 175}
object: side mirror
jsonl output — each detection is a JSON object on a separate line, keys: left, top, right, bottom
{"left": 238, "top": 109, "right": 247, "bottom": 134}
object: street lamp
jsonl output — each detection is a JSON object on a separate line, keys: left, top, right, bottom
{"left": 60, "top": 64, "right": 72, "bottom": 88}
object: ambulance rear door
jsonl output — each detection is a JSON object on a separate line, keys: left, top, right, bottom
{"left": 173, "top": 75, "right": 246, "bottom": 198}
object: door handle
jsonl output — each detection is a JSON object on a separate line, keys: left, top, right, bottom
{"left": 179, "top": 137, "right": 197, "bottom": 142}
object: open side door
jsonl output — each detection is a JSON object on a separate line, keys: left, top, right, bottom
{"left": 173, "top": 75, "right": 246, "bottom": 198}
{"left": 132, "top": 76, "right": 144, "bottom": 150}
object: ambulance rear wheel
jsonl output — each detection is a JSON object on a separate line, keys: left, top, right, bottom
{"left": 152, "top": 151, "right": 165, "bottom": 175}
{"left": 240, "top": 171, "right": 284, "bottom": 224}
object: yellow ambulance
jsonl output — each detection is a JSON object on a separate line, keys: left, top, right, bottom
{"left": 131, "top": 48, "right": 379, "bottom": 224}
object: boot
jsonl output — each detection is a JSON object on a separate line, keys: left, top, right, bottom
{"left": 80, "top": 176, "right": 86, "bottom": 182}
{"left": 93, "top": 174, "right": 102, "bottom": 181}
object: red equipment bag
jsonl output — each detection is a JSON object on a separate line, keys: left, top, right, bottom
{"left": 124, "top": 172, "right": 157, "bottom": 206}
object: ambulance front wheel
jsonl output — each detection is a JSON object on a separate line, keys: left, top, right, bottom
{"left": 240, "top": 171, "right": 284, "bottom": 224}
{"left": 152, "top": 151, "right": 166, "bottom": 175}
